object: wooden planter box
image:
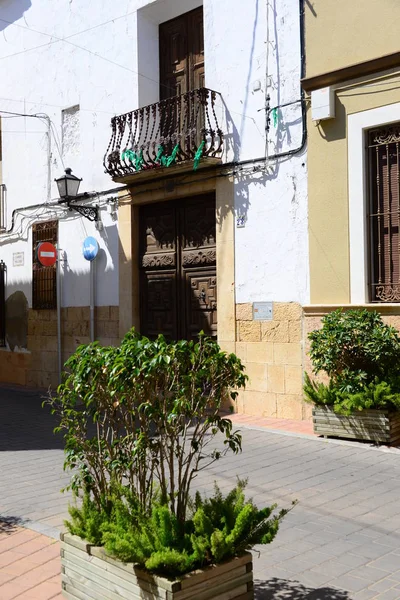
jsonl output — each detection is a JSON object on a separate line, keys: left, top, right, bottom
{"left": 61, "top": 533, "right": 254, "bottom": 600}
{"left": 312, "top": 406, "right": 400, "bottom": 445}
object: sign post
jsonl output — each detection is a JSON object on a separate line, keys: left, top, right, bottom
{"left": 82, "top": 237, "right": 99, "bottom": 342}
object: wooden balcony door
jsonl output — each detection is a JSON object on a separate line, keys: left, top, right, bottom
{"left": 159, "top": 7, "right": 204, "bottom": 100}
{"left": 139, "top": 194, "right": 217, "bottom": 341}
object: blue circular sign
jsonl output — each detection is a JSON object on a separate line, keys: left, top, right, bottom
{"left": 83, "top": 236, "right": 99, "bottom": 261}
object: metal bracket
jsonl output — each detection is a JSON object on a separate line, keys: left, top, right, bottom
{"left": 67, "top": 202, "right": 98, "bottom": 222}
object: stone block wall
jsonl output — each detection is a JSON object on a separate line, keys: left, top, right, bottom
{"left": 0, "top": 349, "right": 31, "bottom": 386}
{"left": 233, "top": 302, "right": 310, "bottom": 420}
{"left": 25, "top": 306, "right": 120, "bottom": 389}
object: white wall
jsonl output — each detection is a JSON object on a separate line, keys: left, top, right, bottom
{"left": 205, "top": 0, "right": 309, "bottom": 304}
{"left": 0, "top": 0, "right": 142, "bottom": 306}
{"left": 0, "top": 0, "right": 309, "bottom": 312}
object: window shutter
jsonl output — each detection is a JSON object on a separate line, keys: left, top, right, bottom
{"left": 368, "top": 127, "right": 400, "bottom": 302}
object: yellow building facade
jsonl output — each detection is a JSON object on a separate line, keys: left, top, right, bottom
{"left": 303, "top": 1, "right": 400, "bottom": 345}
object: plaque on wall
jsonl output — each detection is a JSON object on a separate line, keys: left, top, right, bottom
{"left": 13, "top": 252, "right": 24, "bottom": 267}
{"left": 253, "top": 302, "right": 273, "bottom": 321}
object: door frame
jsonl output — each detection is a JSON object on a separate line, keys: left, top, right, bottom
{"left": 118, "top": 173, "right": 235, "bottom": 351}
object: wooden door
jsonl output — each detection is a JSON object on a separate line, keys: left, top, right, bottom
{"left": 139, "top": 195, "right": 217, "bottom": 340}
{"left": 159, "top": 7, "right": 204, "bottom": 100}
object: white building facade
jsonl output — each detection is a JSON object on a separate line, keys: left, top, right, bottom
{"left": 0, "top": 0, "right": 309, "bottom": 419}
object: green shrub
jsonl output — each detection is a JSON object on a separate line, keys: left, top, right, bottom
{"left": 308, "top": 309, "right": 400, "bottom": 393}
{"left": 305, "top": 309, "right": 400, "bottom": 413}
{"left": 48, "top": 330, "right": 291, "bottom": 576}
{"left": 49, "top": 331, "right": 247, "bottom": 524}
{"left": 66, "top": 481, "right": 292, "bottom": 578}
{"left": 304, "top": 372, "right": 400, "bottom": 415}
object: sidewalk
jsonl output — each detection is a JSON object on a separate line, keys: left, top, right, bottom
{"left": 0, "top": 413, "right": 315, "bottom": 600}
{"left": 3, "top": 384, "right": 400, "bottom": 600}
{"left": 0, "top": 523, "right": 61, "bottom": 600}
{"left": 229, "top": 413, "right": 315, "bottom": 436}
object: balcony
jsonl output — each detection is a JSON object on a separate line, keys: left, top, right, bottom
{"left": 103, "top": 88, "right": 224, "bottom": 182}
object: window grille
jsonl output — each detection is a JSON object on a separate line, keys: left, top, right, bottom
{"left": 368, "top": 126, "right": 400, "bottom": 302}
{"left": 32, "top": 221, "right": 58, "bottom": 309}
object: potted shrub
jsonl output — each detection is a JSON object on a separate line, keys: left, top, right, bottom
{"left": 304, "top": 309, "right": 400, "bottom": 444}
{"left": 48, "top": 331, "right": 291, "bottom": 600}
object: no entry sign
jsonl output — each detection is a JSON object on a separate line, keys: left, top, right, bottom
{"left": 37, "top": 242, "right": 57, "bottom": 267}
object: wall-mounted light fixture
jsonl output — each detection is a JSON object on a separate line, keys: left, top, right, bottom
{"left": 55, "top": 168, "right": 98, "bottom": 222}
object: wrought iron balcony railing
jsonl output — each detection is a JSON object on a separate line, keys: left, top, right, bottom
{"left": 104, "top": 88, "right": 223, "bottom": 179}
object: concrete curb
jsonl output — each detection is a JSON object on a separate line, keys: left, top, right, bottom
{"left": 233, "top": 422, "right": 400, "bottom": 454}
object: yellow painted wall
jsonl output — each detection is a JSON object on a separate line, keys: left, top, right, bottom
{"left": 305, "top": 1, "right": 400, "bottom": 77}
{"left": 307, "top": 72, "right": 400, "bottom": 304}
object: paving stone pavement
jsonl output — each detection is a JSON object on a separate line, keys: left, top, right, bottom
{"left": 2, "top": 385, "right": 400, "bottom": 599}
{"left": 0, "top": 523, "right": 62, "bottom": 600}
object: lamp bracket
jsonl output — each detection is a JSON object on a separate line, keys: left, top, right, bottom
{"left": 67, "top": 202, "right": 98, "bottom": 222}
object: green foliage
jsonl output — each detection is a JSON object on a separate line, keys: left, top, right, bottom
{"left": 308, "top": 309, "right": 400, "bottom": 393}
{"left": 48, "top": 330, "right": 291, "bottom": 576}
{"left": 305, "top": 309, "right": 400, "bottom": 414}
{"left": 65, "top": 492, "right": 108, "bottom": 545}
{"left": 303, "top": 372, "right": 337, "bottom": 406}
{"left": 65, "top": 481, "right": 291, "bottom": 578}
{"left": 47, "top": 331, "right": 247, "bottom": 526}
{"left": 305, "top": 375, "right": 400, "bottom": 415}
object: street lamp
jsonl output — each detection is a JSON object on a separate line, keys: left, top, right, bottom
{"left": 55, "top": 168, "right": 82, "bottom": 202}
{"left": 54, "top": 168, "right": 98, "bottom": 222}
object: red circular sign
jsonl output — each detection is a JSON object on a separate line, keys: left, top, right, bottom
{"left": 37, "top": 242, "right": 57, "bottom": 267}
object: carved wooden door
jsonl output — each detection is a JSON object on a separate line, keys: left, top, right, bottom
{"left": 139, "top": 195, "right": 217, "bottom": 340}
{"left": 159, "top": 7, "right": 205, "bottom": 100}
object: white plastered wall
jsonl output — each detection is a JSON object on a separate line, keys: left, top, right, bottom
{"left": 0, "top": 0, "right": 309, "bottom": 314}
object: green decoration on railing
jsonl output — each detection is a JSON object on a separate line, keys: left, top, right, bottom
{"left": 135, "top": 150, "right": 144, "bottom": 171}
{"left": 156, "top": 144, "right": 180, "bottom": 167}
{"left": 121, "top": 149, "right": 144, "bottom": 171}
{"left": 193, "top": 140, "right": 205, "bottom": 171}
{"left": 121, "top": 149, "right": 135, "bottom": 162}
{"left": 166, "top": 144, "right": 180, "bottom": 167}
{"left": 155, "top": 145, "right": 164, "bottom": 164}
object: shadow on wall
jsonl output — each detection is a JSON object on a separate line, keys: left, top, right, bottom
{"left": 254, "top": 578, "right": 350, "bottom": 599}
{"left": 0, "top": 0, "right": 32, "bottom": 32}
{"left": 239, "top": 0, "right": 259, "bottom": 145}
{"left": 6, "top": 290, "right": 28, "bottom": 350}
{"left": 304, "top": 0, "right": 317, "bottom": 18}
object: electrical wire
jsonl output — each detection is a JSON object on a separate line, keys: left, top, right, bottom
{"left": 0, "top": 0, "right": 308, "bottom": 234}
{"left": 0, "top": 96, "right": 117, "bottom": 116}
{"left": 0, "top": 10, "right": 138, "bottom": 47}
{"left": 229, "top": 0, "right": 307, "bottom": 169}
{"left": 1, "top": 185, "right": 126, "bottom": 236}
{"left": 0, "top": 13, "right": 179, "bottom": 96}
{"left": 0, "top": 109, "right": 63, "bottom": 167}
{"left": 0, "top": 109, "right": 43, "bottom": 118}
{"left": 0, "top": 10, "right": 137, "bottom": 61}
